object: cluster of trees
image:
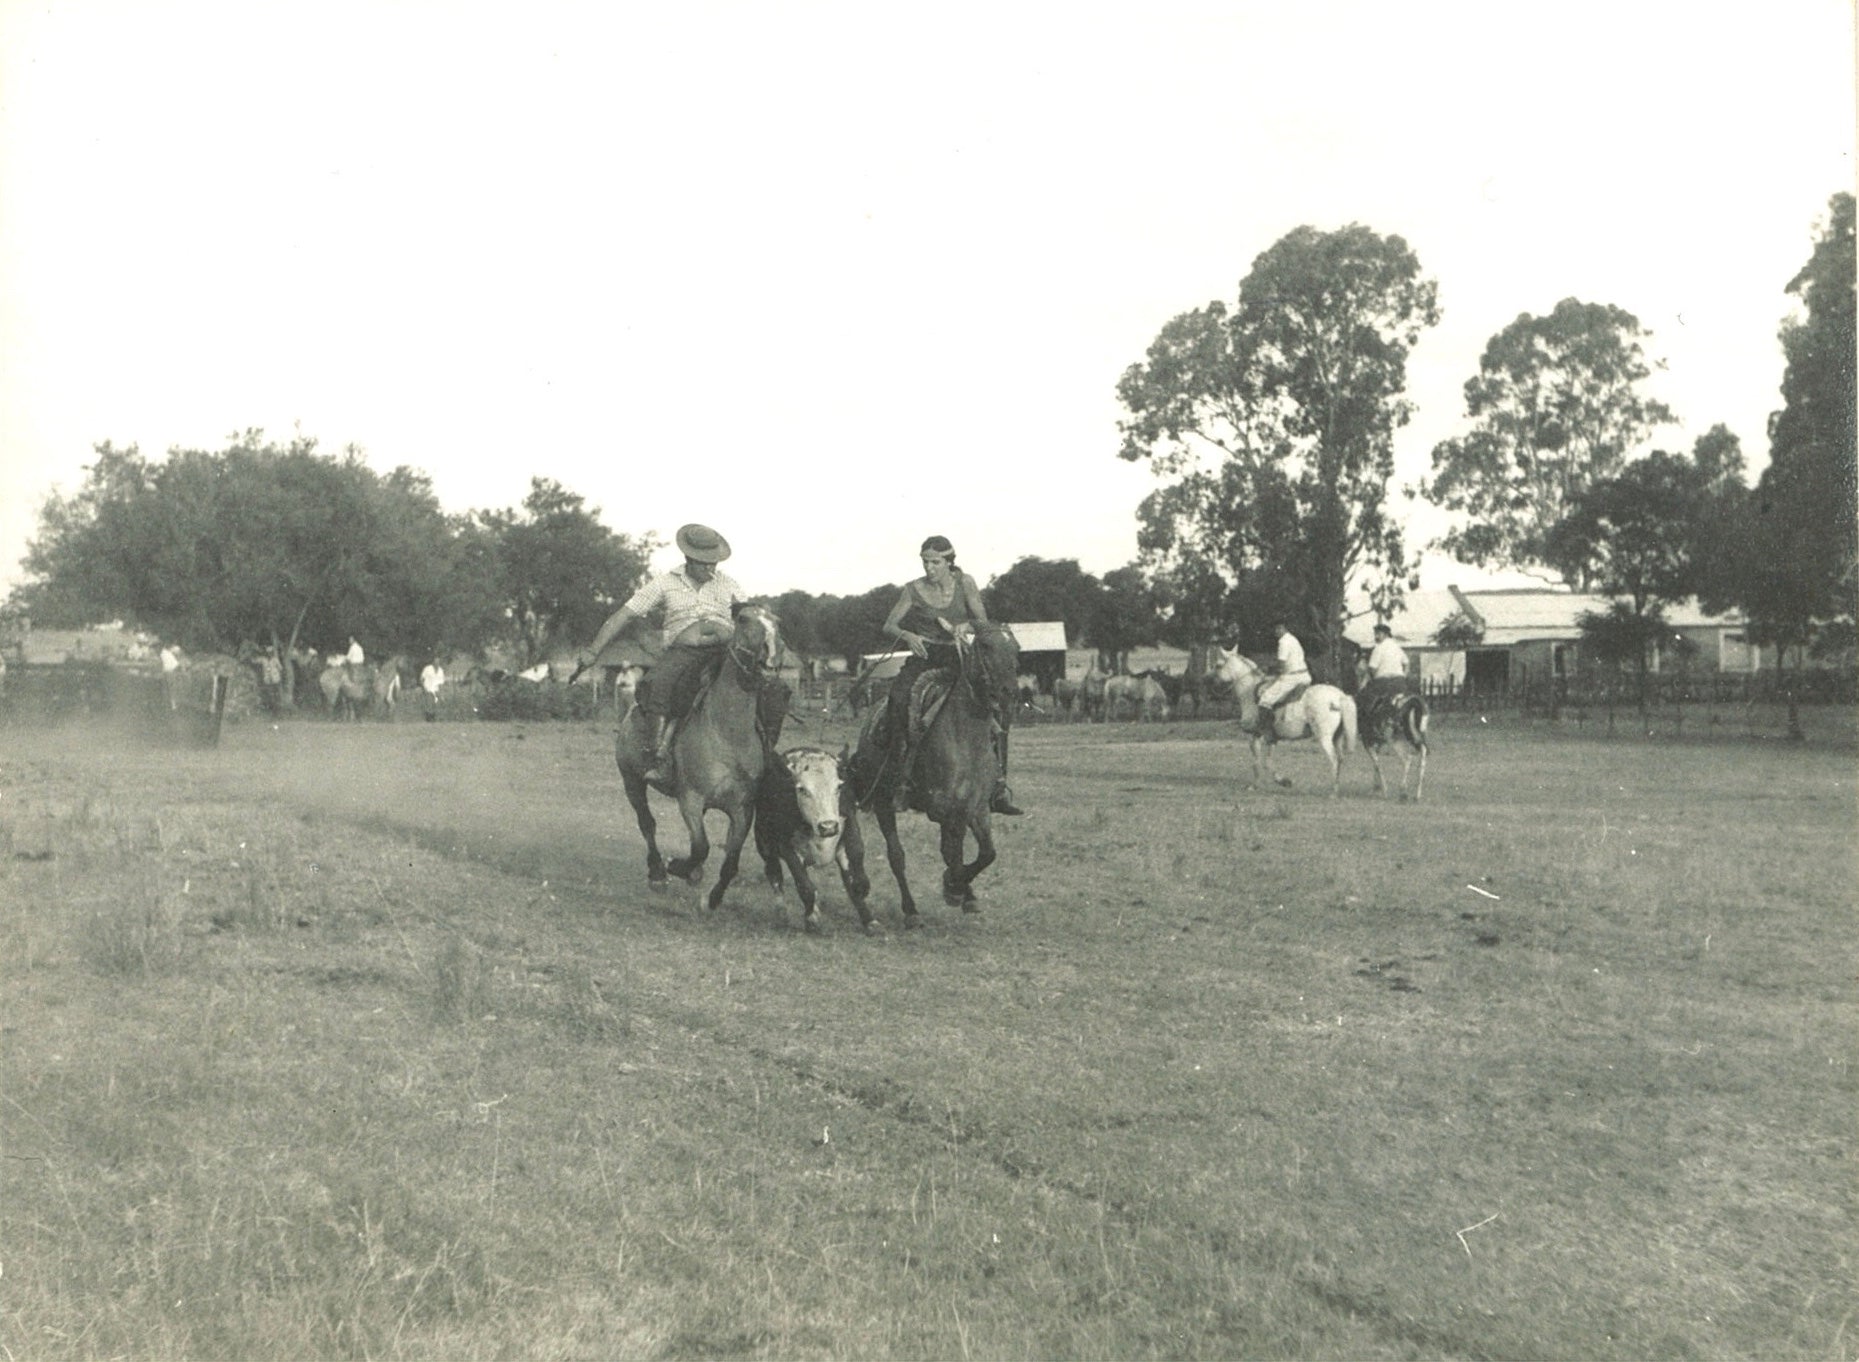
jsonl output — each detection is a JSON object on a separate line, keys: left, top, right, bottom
{"left": 1118, "top": 194, "right": 1856, "bottom": 683}
{"left": 9, "top": 430, "right": 1169, "bottom": 683}
{"left": 12, "top": 436, "right": 654, "bottom": 700}
{"left": 14, "top": 199, "right": 1852, "bottom": 695}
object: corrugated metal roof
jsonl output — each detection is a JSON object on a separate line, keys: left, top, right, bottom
{"left": 1348, "top": 588, "right": 1747, "bottom": 649}
{"left": 1004, "top": 621, "right": 1068, "bottom": 653}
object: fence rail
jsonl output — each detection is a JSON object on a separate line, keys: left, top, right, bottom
{"left": 1419, "top": 667, "right": 1858, "bottom": 713}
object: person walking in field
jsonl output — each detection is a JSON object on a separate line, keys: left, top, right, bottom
{"left": 847, "top": 534, "right": 1022, "bottom": 816}
{"left": 420, "top": 660, "right": 446, "bottom": 721}
{"left": 160, "top": 642, "right": 183, "bottom": 710}
{"left": 578, "top": 523, "right": 746, "bottom": 782}
{"left": 259, "top": 646, "right": 284, "bottom": 715}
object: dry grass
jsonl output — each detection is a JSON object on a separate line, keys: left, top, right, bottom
{"left": 0, "top": 715, "right": 1851, "bottom": 1359}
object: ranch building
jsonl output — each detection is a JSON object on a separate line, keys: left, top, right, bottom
{"left": 1347, "top": 587, "right": 1763, "bottom": 695}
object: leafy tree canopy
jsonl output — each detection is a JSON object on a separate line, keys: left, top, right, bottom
{"left": 17, "top": 431, "right": 494, "bottom": 660}
{"left": 478, "top": 479, "right": 654, "bottom": 666}
{"left": 1427, "top": 298, "right": 1675, "bottom": 585}
{"left": 981, "top": 557, "right": 1102, "bottom": 642}
{"left": 1733, "top": 192, "right": 1857, "bottom": 655}
{"left": 1546, "top": 432, "right": 1744, "bottom": 615}
{"left": 1117, "top": 222, "right": 1438, "bottom": 677}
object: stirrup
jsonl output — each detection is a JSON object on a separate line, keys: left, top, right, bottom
{"left": 990, "top": 783, "right": 1024, "bottom": 816}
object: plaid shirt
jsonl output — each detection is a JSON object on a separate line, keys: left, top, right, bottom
{"left": 621, "top": 566, "right": 743, "bottom": 647}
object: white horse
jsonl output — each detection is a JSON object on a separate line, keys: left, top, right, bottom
{"left": 1104, "top": 672, "right": 1169, "bottom": 721}
{"left": 1211, "top": 647, "right": 1358, "bottom": 797}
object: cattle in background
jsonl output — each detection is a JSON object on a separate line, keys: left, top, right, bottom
{"left": 756, "top": 747, "right": 874, "bottom": 933}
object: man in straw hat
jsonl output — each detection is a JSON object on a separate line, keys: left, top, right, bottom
{"left": 581, "top": 524, "right": 744, "bottom": 781}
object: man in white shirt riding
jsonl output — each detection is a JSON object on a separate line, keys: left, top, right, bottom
{"left": 1365, "top": 623, "right": 1407, "bottom": 683}
{"left": 1256, "top": 620, "right": 1310, "bottom": 717}
{"left": 580, "top": 524, "right": 743, "bottom": 781}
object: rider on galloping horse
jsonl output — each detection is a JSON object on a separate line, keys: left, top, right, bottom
{"left": 580, "top": 523, "right": 762, "bottom": 782}
{"left": 847, "top": 535, "right": 1022, "bottom": 817}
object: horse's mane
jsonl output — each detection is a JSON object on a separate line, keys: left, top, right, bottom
{"left": 961, "top": 623, "right": 1020, "bottom": 711}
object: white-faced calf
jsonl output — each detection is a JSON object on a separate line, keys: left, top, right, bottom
{"left": 755, "top": 746, "right": 874, "bottom": 933}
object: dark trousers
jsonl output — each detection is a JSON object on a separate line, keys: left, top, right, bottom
{"left": 638, "top": 643, "right": 726, "bottom": 720}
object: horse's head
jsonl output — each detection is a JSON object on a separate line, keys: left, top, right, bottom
{"left": 1213, "top": 645, "right": 1259, "bottom": 688}
{"left": 729, "top": 603, "right": 782, "bottom": 672}
{"left": 958, "top": 621, "right": 1021, "bottom": 710}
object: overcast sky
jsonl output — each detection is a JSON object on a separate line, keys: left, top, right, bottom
{"left": 1, "top": 0, "right": 1852, "bottom": 604}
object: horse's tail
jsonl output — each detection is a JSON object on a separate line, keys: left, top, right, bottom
{"left": 1403, "top": 696, "right": 1428, "bottom": 750}
{"left": 1338, "top": 694, "right": 1358, "bottom": 754}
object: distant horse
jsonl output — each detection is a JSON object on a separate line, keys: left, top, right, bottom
{"left": 856, "top": 621, "right": 1020, "bottom": 923}
{"left": 318, "top": 661, "right": 375, "bottom": 720}
{"left": 372, "top": 656, "right": 404, "bottom": 719}
{"left": 614, "top": 604, "right": 786, "bottom": 911}
{"left": 1354, "top": 668, "right": 1429, "bottom": 801}
{"left": 1210, "top": 647, "right": 1357, "bottom": 797}
{"left": 1079, "top": 662, "right": 1110, "bottom": 722}
{"left": 1105, "top": 672, "right": 1170, "bottom": 721}
{"left": 1053, "top": 676, "right": 1082, "bottom": 720}
{"left": 756, "top": 746, "right": 874, "bottom": 933}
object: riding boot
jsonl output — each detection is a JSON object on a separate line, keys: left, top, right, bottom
{"left": 640, "top": 713, "right": 672, "bottom": 780}
{"left": 990, "top": 728, "right": 1023, "bottom": 816}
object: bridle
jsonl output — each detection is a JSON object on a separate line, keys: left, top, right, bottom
{"left": 727, "top": 606, "right": 779, "bottom": 677}
{"left": 954, "top": 623, "right": 1018, "bottom": 719}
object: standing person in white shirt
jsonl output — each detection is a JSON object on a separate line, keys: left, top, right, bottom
{"left": 1255, "top": 620, "right": 1310, "bottom": 720}
{"left": 579, "top": 524, "right": 744, "bottom": 781}
{"left": 419, "top": 659, "right": 446, "bottom": 721}
{"left": 160, "top": 643, "right": 183, "bottom": 710}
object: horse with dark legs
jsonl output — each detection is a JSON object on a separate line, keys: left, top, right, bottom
{"left": 1211, "top": 647, "right": 1358, "bottom": 797}
{"left": 614, "top": 604, "right": 786, "bottom": 911}
{"left": 855, "top": 622, "right": 1020, "bottom": 925}
{"left": 1354, "top": 665, "right": 1430, "bottom": 800}
{"left": 318, "top": 659, "right": 375, "bottom": 720}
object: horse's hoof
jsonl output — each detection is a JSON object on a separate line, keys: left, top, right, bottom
{"left": 903, "top": 915, "right": 923, "bottom": 931}
{"left": 803, "top": 917, "right": 822, "bottom": 935}
{"left": 961, "top": 901, "right": 982, "bottom": 915}
{"left": 649, "top": 879, "right": 669, "bottom": 895}
{"left": 1275, "top": 776, "right": 1294, "bottom": 788}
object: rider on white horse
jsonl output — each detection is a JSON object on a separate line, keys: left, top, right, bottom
{"left": 1255, "top": 621, "right": 1311, "bottom": 730}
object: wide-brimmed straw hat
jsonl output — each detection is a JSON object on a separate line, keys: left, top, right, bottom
{"left": 675, "top": 524, "right": 731, "bottom": 563}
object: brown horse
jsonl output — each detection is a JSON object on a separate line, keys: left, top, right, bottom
{"left": 615, "top": 605, "right": 785, "bottom": 911}
{"left": 858, "top": 621, "right": 1020, "bottom": 924}
{"left": 317, "top": 660, "right": 374, "bottom": 720}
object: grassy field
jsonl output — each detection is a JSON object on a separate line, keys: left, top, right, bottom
{"left": 2, "top": 709, "right": 1853, "bottom": 1360}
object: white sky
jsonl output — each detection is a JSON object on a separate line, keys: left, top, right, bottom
{"left": 1, "top": 0, "right": 1853, "bottom": 602}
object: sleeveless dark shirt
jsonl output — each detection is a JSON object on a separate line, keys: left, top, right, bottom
{"left": 897, "top": 575, "right": 983, "bottom": 642}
